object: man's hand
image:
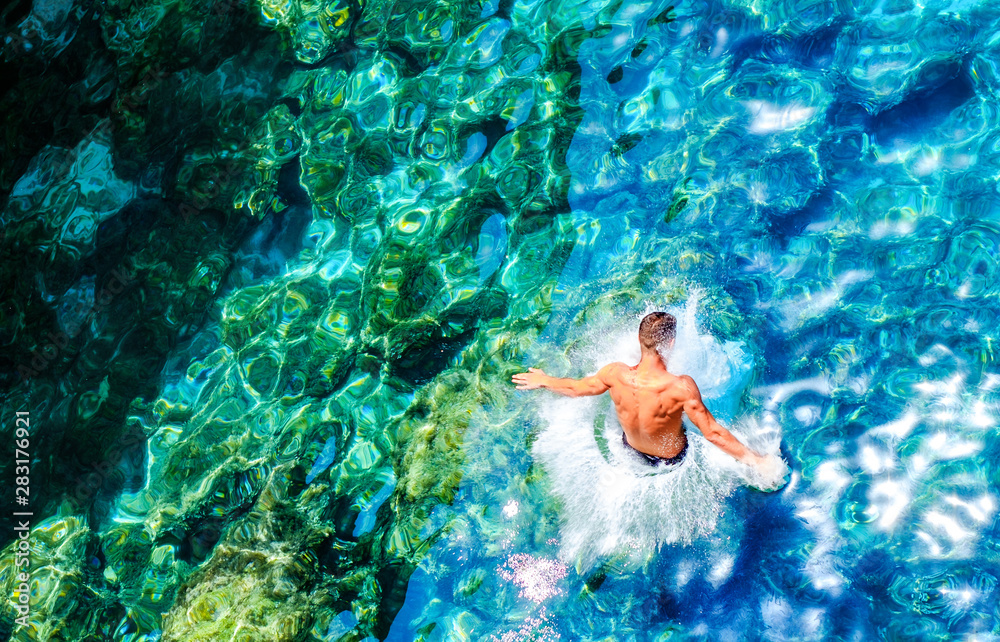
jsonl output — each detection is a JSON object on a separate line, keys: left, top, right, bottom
{"left": 744, "top": 452, "right": 790, "bottom": 492}
{"left": 512, "top": 366, "right": 611, "bottom": 396}
{"left": 512, "top": 367, "right": 549, "bottom": 390}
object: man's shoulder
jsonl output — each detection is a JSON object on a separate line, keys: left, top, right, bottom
{"left": 597, "top": 362, "right": 629, "bottom": 377}
{"left": 670, "top": 374, "right": 700, "bottom": 395}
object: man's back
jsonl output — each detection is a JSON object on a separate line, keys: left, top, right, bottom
{"left": 512, "top": 311, "right": 767, "bottom": 469}
{"left": 599, "top": 362, "right": 692, "bottom": 459}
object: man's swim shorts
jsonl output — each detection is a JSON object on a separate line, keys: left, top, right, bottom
{"left": 622, "top": 432, "right": 687, "bottom": 467}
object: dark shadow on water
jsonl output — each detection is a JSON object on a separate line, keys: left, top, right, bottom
{"left": 846, "top": 549, "right": 900, "bottom": 631}
{"left": 633, "top": 493, "right": 808, "bottom": 627}
{"left": 757, "top": 322, "right": 794, "bottom": 383}
{"left": 767, "top": 186, "right": 836, "bottom": 239}
{"left": 276, "top": 154, "right": 309, "bottom": 207}
{"left": 476, "top": 115, "right": 516, "bottom": 157}
{"left": 870, "top": 62, "right": 975, "bottom": 144}
{"left": 730, "top": 16, "right": 847, "bottom": 71}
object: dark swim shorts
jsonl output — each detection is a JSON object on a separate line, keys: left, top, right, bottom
{"left": 622, "top": 433, "right": 687, "bottom": 466}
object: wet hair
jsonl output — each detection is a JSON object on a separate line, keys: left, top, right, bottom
{"left": 638, "top": 312, "right": 676, "bottom": 349}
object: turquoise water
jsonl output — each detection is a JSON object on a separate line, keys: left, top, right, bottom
{"left": 2, "top": 0, "right": 1000, "bottom": 639}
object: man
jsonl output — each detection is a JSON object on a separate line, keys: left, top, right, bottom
{"left": 511, "top": 312, "right": 767, "bottom": 468}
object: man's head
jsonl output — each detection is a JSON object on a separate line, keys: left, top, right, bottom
{"left": 638, "top": 312, "right": 677, "bottom": 350}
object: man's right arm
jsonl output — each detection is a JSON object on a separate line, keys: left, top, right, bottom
{"left": 512, "top": 365, "right": 614, "bottom": 397}
{"left": 680, "top": 375, "right": 763, "bottom": 467}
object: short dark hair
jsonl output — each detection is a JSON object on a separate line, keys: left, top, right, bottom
{"left": 639, "top": 312, "right": 676, "bottom": 349}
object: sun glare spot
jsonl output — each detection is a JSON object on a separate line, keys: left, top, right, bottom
{"left": 808, "top": 570, "right": 844, "bottom": 593}
{"left": 498, "top": 554, "right": 568, "bottom": 603}
{"left": 909, "top": 454, "right": 929, "bottom": 474}
{"left": 870, "top": 480, "right": 910, "bottom": 530}
{"left": 708, "top": 555, "right": 734, "bottom": 588}
{"left": 815, "top": 461, "right": 850, "bottom": 488}
{"left": 981, "top": 374, "right": 1000, "bottom": 391}
{"left": 675, "top": 560, "right": 695, "bottom": 590}
{"left": 748, "top": 181, "right": 768, "bottom": 204}
{"left": 913, "top": 148, "right": 941, "bottom": 176}
{"left": 710, "top": 27, "right": 729, "bottom": 58}
{"left": 744, "top": 100, "right": 816, "bottom": 133}
{"left": 970, "top": 401, "right": 994, "bottom": 428}
{"left": 916, "top": 531, "right": 943, "bottom": 556}
{"left": 873, "top": 412, "right": 918, "bottom": 439}
{"left": 859, "top": 445, "right": 889, "bottom": 474}
{"left": 944, "top": 495, "right": 996, "bottom": 523}
{"left": 793, "top": 405, "right": 820, "bottom": 425}
{"left": 925, "top": 510, "right": 971, "bottom": 542}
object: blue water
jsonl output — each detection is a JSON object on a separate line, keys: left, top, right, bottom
{"left": 3, "top": 0, "right": 1000, "bottom": 639}
{"left": 380, "top": 1, "right": 1000, "bottom": 638}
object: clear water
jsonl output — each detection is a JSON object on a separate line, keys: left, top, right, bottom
{"left": 1, "top": 0, "right": 1000, "bottom": 640}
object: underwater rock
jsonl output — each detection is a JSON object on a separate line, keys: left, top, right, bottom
{"left": 394, "top": 370, "right": 480, "bottom": 506}
{"left": 161, "top": 539, "right": 325, "bottom": 641}
{"left": 0, "top": 516, "right": 101, "bottom": 639}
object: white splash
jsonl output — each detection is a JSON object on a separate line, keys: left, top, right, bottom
{"left": 531, "top": 297, "right": 788, "bottom": 568}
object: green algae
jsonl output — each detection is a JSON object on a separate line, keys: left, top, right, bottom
{"left": 160, "top": 519, "right": 327, "bottom": 641}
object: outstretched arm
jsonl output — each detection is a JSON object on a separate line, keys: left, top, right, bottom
{"left": 681, "top": 375, "right": 764, "bottom": 467}
{"left": 512, "top": 365, "right": 614, "bottom": 397}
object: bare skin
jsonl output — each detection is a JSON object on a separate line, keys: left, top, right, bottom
{"left": 512, "top": 339, "right": 766, "bottom": 467}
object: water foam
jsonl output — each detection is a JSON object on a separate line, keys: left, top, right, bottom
{"left": 531, "top": 296, "right": 788, "bottom": 567}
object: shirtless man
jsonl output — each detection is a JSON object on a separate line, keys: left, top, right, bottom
{"left": 511, "top": 312, "right": 767, "bottom": 468}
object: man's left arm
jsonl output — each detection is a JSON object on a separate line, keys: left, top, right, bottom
{"left": 512, "top": 364, "right": 615, "bottom": 397}
{"left": 681, "top": 375, "right": 764, "bottom": 467}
